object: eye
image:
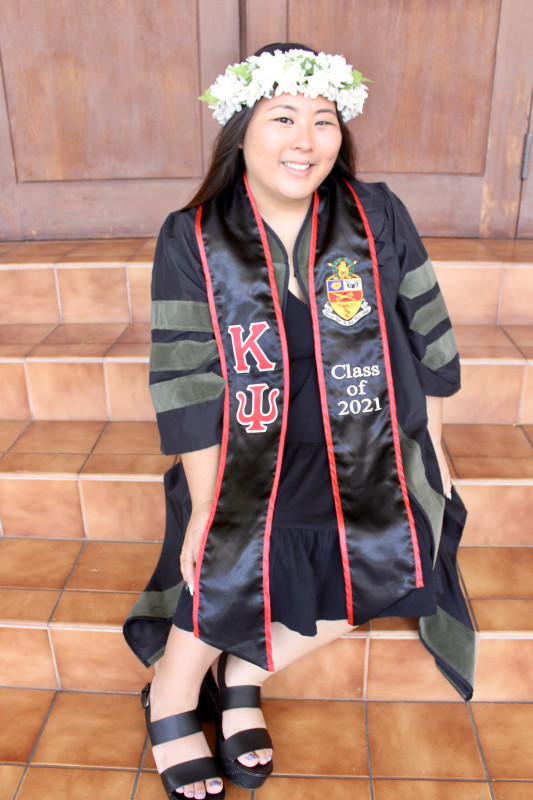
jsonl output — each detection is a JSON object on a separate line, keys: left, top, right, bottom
{"left": 274, "top": 116, "right": 293, "bottom": 124}
{"left": 315, "top": 119, "right": 335, "bottom": 126}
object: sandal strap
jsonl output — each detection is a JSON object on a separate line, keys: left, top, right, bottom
{"left": 217, "top": 684, "right": 261, "bottom": 712}
{"left": 141, "top": 685, "right": 203, "bottom": 747}
{"left": 160, "top": 756, "right": 220, "bottom": 795}
{"left": 220, "top": 727, "right": 272, "bottom": 763}
{"left": 147, "top": 708, "right": 201, "bottom": 747}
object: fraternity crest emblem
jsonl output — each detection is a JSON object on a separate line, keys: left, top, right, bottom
{"left": 322, "top": 257, "right": 372, "bottom": 327}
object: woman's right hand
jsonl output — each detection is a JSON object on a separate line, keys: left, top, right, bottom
{"left": 180, "top": 501, "right": 212, "bottom": 591}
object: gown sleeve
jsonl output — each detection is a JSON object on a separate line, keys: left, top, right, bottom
{"left": 381, "top": 185, "right": 461, "bottom": 398}
{"left": 149, "top": 210, "right": 226, "bottom": 455}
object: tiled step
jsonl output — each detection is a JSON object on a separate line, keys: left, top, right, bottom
{"left": 0, "top": 536, "right": 531, "bottom": 701}
{"left": 0, "top": 422, "right": 532, "bottom": 543}
{"left": 0, "top": 323, "right": 154, "bottom": 422}
{"left": 425, "top": 237, "right": 533, "bottom": 327}
{"left": 0, "top": 421, "right": 532, "bottom": 544}
{"left": 2, "top": 689, "right": 531, "bottom": 800}
{"left": 1, "top": 237, "right": 532, "bottom": 327}
{"left": 1, "top": 322, "right": 532, "bottom": 423}
{"left": 0, "top": 422, "right": 171, "bottom": 540}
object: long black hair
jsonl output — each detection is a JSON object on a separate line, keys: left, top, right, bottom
{"left": 183, "top": 42, "right": 357, "bottom": 209}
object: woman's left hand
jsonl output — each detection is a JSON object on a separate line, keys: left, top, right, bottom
{"left": 433, "top": 441, "right": 452, "bottom": 498}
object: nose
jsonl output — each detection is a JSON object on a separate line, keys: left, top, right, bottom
{"left": 290, "top": 120, "right": 314, "bottom": 151}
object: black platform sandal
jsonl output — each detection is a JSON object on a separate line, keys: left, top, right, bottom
{"left": 141, "top": 684, "right": 225, "bottom": 799}
{"left": 204, "top": 654, "right": 273, "bottom": 790}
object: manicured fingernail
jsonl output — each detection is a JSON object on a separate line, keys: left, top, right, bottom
{"left": 188, "top": 583, "right": 194, "bottom": 596}
{"left": 445, "top": 491, "right": 452, "bottom": 499}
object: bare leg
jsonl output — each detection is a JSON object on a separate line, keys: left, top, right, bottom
{"left": 219, "top": 619, "right": 355, "bottom": 766}
{"left": 149, "top": 625, "right": 223, "bottom": 799}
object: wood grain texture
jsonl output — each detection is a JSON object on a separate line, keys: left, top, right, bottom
{"left": 480, "top": 0, "right": 533, "bottom": 237}
{"left": 198, "top": 0, "right": 240, "bottom": 177}
{"left": 0, "top": 0, "right": 203, "bottom": 181}
{"left": 245, "top": 0, "right": 288, "bottom": 55}
{"left": 0, "top": 59, "right": 20, "bottom": 238}
{"left": 289, "top": 0, "right": 499, "bottom": 175}
{"left": 0, "top": 0, "right": 531, "bottom": 238}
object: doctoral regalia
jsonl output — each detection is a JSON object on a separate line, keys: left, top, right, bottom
{"left": 124, "top": 174, "right": 476, "bottom": 700}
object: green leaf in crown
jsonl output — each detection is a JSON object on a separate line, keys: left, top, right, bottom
{"left": 327, "top": 257, "right": 358, "bottom": 279}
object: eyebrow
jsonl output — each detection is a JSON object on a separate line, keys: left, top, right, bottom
{"left": 267, "top": 103, "right": 337, "bottom": 116}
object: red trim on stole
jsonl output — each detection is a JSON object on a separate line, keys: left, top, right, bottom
{"left": 243, "top": 173, "right": 291, "bottom": 671}
{"left": 306, "top": 192, "right": 355, "bottom": 624}
{"left": 344, "top": 182, "right": 423, "bottom": 587}
{"left": 192, "top": 206, "right": 232, "bottom": 637}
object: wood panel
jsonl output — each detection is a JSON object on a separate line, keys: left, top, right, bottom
{"left": 245, "top": 0, "right": 288, "bottom": 55}
{"left": 291, "top": 0, "right": 499, "bottom": 175}
{"left": 0, "top": 0, "right": 531, "bottom": 239}
{"left": 261, "top": 0, "right": 530, "bottom": 237}
{"left": 481, "top": 0, "right": 533, "bottom": 237}
{"left": 0, "top": 0, "right": 239, "bottom": 238}
{"left": 0, "top": 59, "right": 20, "bottom": 239}
{"left": 0, "top": 0, "right": 202, "bottom": 181}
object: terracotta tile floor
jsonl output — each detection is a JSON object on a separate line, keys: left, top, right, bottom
{"left": 1, "top": 690, "right": 532, "bottom": 798}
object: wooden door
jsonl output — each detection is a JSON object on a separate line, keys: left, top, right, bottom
{"left": 246, "top": 0, "right": 533, "bottom": 237}
{"left": 518, "top": 85, "right": 533, "bottom": 237}
{"left": 0, "top": 0, "right": 531, "bottom": 239}
{"left": 0, "top": 0, "right": 239, "bottom": 239}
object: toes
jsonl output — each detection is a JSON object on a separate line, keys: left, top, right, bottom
{"left": 238, "top": 751, "right": 259, "bottom": 767}
{"left": 257, "top": 747, "right": 273, "bottom": 764}
{"left": 206, "top": 778, "right": 224, "bottom": 795}
{"left": 237, "top": 748, "right": 272, "bottom": 767}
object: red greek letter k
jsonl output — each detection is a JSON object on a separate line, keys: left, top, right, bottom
{"left": 228, "top": 321, "right": 276, "bottom": 373}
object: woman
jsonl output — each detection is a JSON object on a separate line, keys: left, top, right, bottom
{"left": 124, "top": 43, "right": 475, "bottom": 800}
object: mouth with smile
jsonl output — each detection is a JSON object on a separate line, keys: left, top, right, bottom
{"left": 282, "top": 161, "right": 311, "bottom": 172}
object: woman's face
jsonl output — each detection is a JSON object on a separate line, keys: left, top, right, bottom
{"left": 242, "top": 92, "right": 342, "bottom": 217}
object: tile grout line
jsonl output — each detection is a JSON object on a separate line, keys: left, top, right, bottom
{"left": 467, "top": 703, "right": 496, "bottom": 800}
{"left": 53, "top": 266, "right": 64, "bottom": 323}
{"left": 47, "top": 538, "right": 89, "bottom": 623}
{"left": 457, "top": 562, "right": 480, "bottom": 633}
{"left": 129, "top": 731, "right": 150, "bottom": 800}
{"left": 518, "top": 361, "right": 529, "bottom": 426}
{"left": 12, "top": 689, "right": 60, "bottom": 800}
{"left": 46, "top": 626, "right": 61, "bottom": 690}
{"left": 363, "top": 700, "right": 375, "bottom": 800}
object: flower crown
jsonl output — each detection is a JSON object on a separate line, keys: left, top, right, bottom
{"left": 200, "top": 49, "right": 370, "bottom": 125}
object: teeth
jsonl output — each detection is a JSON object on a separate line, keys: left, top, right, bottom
{"left": 284, "top": 162, "right": 310, "bottom": 171}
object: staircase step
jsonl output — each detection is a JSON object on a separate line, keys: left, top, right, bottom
{"left": 0, "top": 537, "right": 531, "bottom": 699}
{"left": 0, "top": 239, "right": 154, "bottom": 326}
{"left": 1, "top": 238, "right": 532, "bottom": 327}
{"left": 0, "top": 422, "right": 531, "bottom": 542}
{"left": 1, "top": 323, "right": 532, "bottom": 423}
{"left": 426, "top": 237, "right": 533, "bottom": 326}
{"left": 0, "top": 422, "right": 171, "bottom": 539}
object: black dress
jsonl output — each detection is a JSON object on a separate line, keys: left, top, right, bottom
{"left": 175, "top": 291, "right": 348, "bottom": 636}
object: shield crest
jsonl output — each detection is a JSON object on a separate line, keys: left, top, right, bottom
{"left": 327, "top": 274, "right": 363, "bottom": 321}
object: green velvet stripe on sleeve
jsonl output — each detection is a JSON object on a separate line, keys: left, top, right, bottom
{"left": 421, "top": 328, "right": 459, "bottom": 370}
{"left": 149, "top": 340, "right": 219, "bottom": 372}
{"left": 410, "top": 293, "right": 451, "bottom": 337}
{"left": 150, "top": 373, "right": 226, "bottom": 414}
{"left": 398, "top": 257, "right": 437, "bottom": 299}
{"left": 151, "top": 300, "right": 214, "bottom": 332}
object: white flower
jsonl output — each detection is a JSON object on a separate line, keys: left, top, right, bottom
{"left": 305, "top": 71, "right": 330, "bottom": 99}
{"left": 201, "top": 49, "right": 369, "bottom": 125}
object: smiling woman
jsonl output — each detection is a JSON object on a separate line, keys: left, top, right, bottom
{"left": 242, "top": 94, "right": 342, "bottom": 220}
{"left": 124, "top": 41, "right": 475, "bottom": 800}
